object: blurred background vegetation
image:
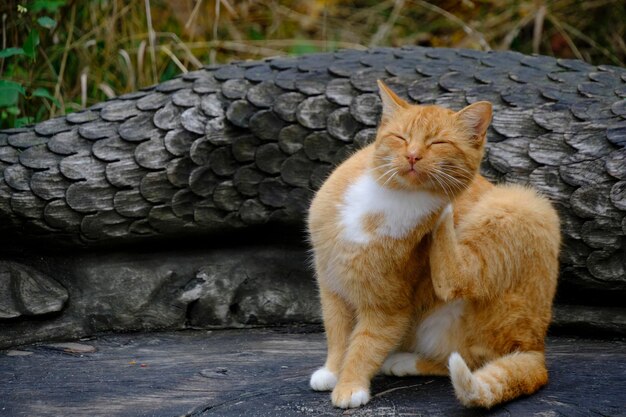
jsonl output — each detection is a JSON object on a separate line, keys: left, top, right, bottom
{"left": 1, "top": 0, "right": 625, "bottom": 128}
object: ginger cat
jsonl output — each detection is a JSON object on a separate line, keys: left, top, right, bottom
{"left": 308, "top": 80, "right": 560, "bottom": 409}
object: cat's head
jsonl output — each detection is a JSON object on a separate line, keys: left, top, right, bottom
{"left": 372, "top": 80, "right": 492, "bottom": 198}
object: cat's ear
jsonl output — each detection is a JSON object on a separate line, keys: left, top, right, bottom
{"left": 377, "top": 80, "right": 408, "bottom": 123}
{"left": 456, "top": 101, "right": 492, "bottom": 146}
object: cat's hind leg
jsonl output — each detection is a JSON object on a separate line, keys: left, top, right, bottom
{"left": 448, "top": 350, "right": 548, "bottom": 408}
{"left": 310, "top": 287, "right": 354, "bottom": 392}
{"left": 381, "top": 352, "right": 448, "bottom": 376}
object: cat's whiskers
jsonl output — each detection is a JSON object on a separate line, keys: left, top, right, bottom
{"left": 429, "top": 167, "right": 467, "bottom": 199}
{"left": 436, "top": 174, "right": 466, "bottom": 197}
{"left": 437, "top": 163, "right": 475, "bottom": 180}
{"left": 440, "top": 171, "right": 473, "bottom": 184}
{"left": 435, "top": 176, "right": 454, "bottom": 201}
{"left": 378, "top": 168, "right": 399, "bottom": 186}
{"left": 367, "top": 161, "right": 397, "bottom": 174}
{"left": 426, "top": 170, "right": 454, "bottom": 201}
{"left": 376, "top": 165, "right": 400, "bottom": 184}
{"left": 435, "top": 169, "right": 467, "bottom": 190}
{"left": 434, "top": 164, "right": 473, "bottom": 186}
{"left": 382, "top": 170, "right": 399, "bottom": 188}
{"left": 437, "top": 161, "right": 472, "bottom": 171}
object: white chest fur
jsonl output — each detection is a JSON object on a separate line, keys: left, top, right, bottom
{"left": 338, "top": 173, "right": 443, "bottom": 244}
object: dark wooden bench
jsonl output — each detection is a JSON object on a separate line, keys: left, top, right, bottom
{"left": 0, "top": 47, "right": 624, "bottom": 416}
{"left": 1, "top": 328, "right": 624, "bottom": 416}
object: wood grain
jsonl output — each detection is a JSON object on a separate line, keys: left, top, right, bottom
{"left": 0, "top": 328, "right": 624, "bottom": 417}
{"left": 0, "top": 47, "right": 624, "bottom": 344}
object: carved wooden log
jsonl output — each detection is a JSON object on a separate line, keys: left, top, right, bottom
{"left": 0, "top": 47, "right": 624, "bottom": 331}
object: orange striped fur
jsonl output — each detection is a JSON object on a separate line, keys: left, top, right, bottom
{"left": 308, "top": 81, "right": 560, "bottom": 409}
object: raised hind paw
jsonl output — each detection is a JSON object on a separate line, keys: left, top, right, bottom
{"left": 331, "top": 383, "right": 370, "bottom": 408}
{"left": 381, "top": 352, "right": 419, "bottom": 376}
{"left": 310, "top": 367, "right": 337, "bottom": 391}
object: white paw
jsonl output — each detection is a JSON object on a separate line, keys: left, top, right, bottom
{"left": 332, "top": 388, "right": 370, "bottom": 408}
{"left": 310, "top": 367, "right": 337, "bottom": 391}
{"left": 348, "top": 389, "right": 370, "bottom": 408}
{"left": 381, "top": 352, "right": 419, "bottom": 376}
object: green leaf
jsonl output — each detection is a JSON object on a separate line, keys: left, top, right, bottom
{"left": 159, "top": 61, "right": 178, "bottom": 83}
{"left": 0, "top": 80, "right": 26, "bottom": 107}
{"left": 32, "top": 87, "right": 61, "bottom": 107}
{"left": 37, "top": 16, "right": 57, "bottom": 29}
{"left": 23, "top": 30, "right": 40, "bottom": 60}
{"left": 15, "top": 117, "right": 34, "bottom": 128}
{"left": 289, "top": 41, "right": 318, "bottom": 56}
{"left": 5, "top": 106, "right": 20, "bottom": 116}
{"left": 248, "top": 28, "right": 264, "bottom": 41}
{"left": 30, "top": 0, "right": 67, "bottom": 13}
{"left": 0, "top": 47, "right": 25, "bottom": 59}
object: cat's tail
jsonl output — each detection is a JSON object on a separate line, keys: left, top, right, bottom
{"left": 448, "top": 351, "right": 548, "bottom": 408}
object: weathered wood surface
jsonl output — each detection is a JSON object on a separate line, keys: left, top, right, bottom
{"left": 0, "top": 328, "right": 624, "bottom": 417}
{"left": 0, "top": 47, "right": 624, "bottom": 291}
{"left": 0, "top": 47, "right": 625, "bottom": 345}
{"left": 0, "top": 243, "right": 320, "bottom": 349}
{"left": 0, "top": 242, "right": 624, "bottom": 350}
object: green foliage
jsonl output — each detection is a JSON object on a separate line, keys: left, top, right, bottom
{"left": 22, "top": 29, "right": 40, "bottom": 60}
{"left": 0, "top": 48, "right": 25, "bottom": 59}
{"left": 290, "top": 41, "right": 319, "bottom": 56}
{"left": 0, "top": 80, "right": 28, "bottom": 127}
{"left": 30, "top": 0, "right": 66, "bottom": 13}
{"left": 160, "top": 62, "right": 179, "bottom": 83}
{"left": 32, "top": 88, "right": 60, "bottom": 107}
{"left": 37, "top": 16, "right": 57, "bottom": 29}
{"left": 0, "top": 1, "right": 63, "bottom": 128}
{"left": 0, "top": 0, "right": 624, "bottom": 129}
{"left": 0, "top": 80, "right": 25, "bottom": 107}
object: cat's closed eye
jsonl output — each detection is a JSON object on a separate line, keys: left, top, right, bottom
{"left": 429, "top": 140, "right": 448, "bottom": 146}
{"left": 389, "top": 133, "right": 407, "bottom": 142}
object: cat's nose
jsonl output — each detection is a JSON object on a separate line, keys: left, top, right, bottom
{"left": 406, "top": 153, "right": 422, "bottom": 165}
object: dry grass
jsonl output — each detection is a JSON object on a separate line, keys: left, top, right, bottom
{"left": 1, "top": 0, "right": 624, "bottom": 128}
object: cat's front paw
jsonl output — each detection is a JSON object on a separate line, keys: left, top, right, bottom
{"left": 331, "top": 383, "right": 370, "bottom": 408}
{"left": 310, "top": 367, "right": 337, "bottom": 391}
{"left": 381, "top": 352, "right": 419, "bottom": 376}
{"left": 435, "top": 204, "right": 454, "bottom": 229}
